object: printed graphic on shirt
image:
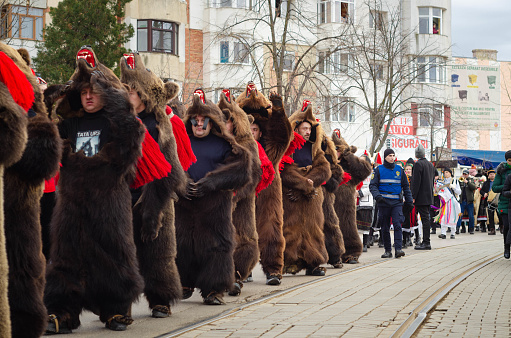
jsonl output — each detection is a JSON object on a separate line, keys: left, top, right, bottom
{"left": 77, "top": 130, "right": 101, "bottom": 157}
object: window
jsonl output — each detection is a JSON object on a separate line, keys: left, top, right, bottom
{"left": 323, "top": 96, "right": 355, "bottom": 122}
{"left": 209, "top": 0, "right": 260, "bottom": 9}
{"left": 318, "top": 51, "right": 353, "bottom": 74}
{"left": 1, "top": 5, "right": 44, "bottom": 40}
{"left": 369, "top": 10, "right": 386, "bottom": 30}
{"left": 370, "top": 63, "right": 384, "bottom": 80}
{"left": 418, "top": 105, "right": 443, "bottom": 127}
{"left": 318, "top": 0, "right": 354, "bottom": 24}
{"left": 275, "top": 51, "right": 294, "bottom": 71}
{"left": 219, "top": 41, "right": 250, "bottom": 64}
{"left": 415, "top": 56, "right": 446, "bottom": 84}
{"left": 419, "top": 7, "right": 442, "bottom": 34}
{"left": 137, "top": 20, "right": 179, "bottom": 55}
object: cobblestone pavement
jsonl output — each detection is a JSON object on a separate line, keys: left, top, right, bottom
{"left": 416, "top": 257, "right": 511, "bottom": 338}
{"left": 174, "top": 235, "right": 504, "bottom": 338}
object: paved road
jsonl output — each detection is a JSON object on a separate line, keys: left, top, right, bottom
{"left": 68, "top": 230, "right": 506, "bottom": 337}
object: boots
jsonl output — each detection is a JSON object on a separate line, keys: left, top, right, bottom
{"left": 505, "top": 244, "right": 510, "bottom": 259}
{"left": 378, "top": 230, "right": 384, "bottom": 248}
{"left": 481, "top": 223, "right": 487, "bottom": 233}
{"left": 461, "top": 223, "right": 466, "bottom": 233}
{"left": 368, "top": 235, "right": 374, "bottom": 247}
{"left": 363, "top": 234, "right": 368, "bottom": 252}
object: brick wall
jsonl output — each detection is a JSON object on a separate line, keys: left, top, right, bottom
{"left": 183, "top": 28, "right": 203, "bottom": 104}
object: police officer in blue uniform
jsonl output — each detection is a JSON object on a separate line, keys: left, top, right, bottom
{"left": 370, "top": 148, "right": 413, "bottom": 258}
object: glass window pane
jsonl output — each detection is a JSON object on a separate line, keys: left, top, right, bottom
{"left": 12, "top": 14, "right": 19, "bottom": 38}
{"left": 138, "top": 20, "right": 148, "bottom": 28}
{"left": 163, "top": 31, "right": 172, "bottom": 51}
{"left": 21, "top": 16, "right": 34, "bottom": 39}
{"left": 432, "top": 8, "right": 441, "bottom": 17}
{"left": 35, "top": 17, "right": 43, "bottom": 40}
{"left": 319, "top": 52, "right": 325, "bottom": 73}
{"left": 335, "top": 2, "right": 341, "bottom": 23}
{"left": 419, "top": 17, "right": 429, "bottom": 34}
{"left": 28, "top": 8, "right": 43, "bottom": 16}
{"left": 12, "top": 6, "right": 26, "bottom": 14}
{"left": 137, "top": 28, "right": 147, "bottom": 51}
{"left": 153, "top": 21, "right": 163, "bottom": 29}
{"left": 163, "top": 22, "right": 171, "bottom": 30}
{"left": 237, "top": 0, "right": 246, "bottom": 7}
{"left": 220, "top": 41, "right": 229, "bottom": 63}
{"left": 220, "top": 0, "right": 232, "bottom": 7}
{"left": 418, "top": 7, "right": 429, "bottom": 16}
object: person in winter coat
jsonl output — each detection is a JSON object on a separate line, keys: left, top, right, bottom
{"left": 357, "top": 155, "right": 374, "bottom": 252}
{"left": 456, "top": 169, "right": 477, "bottom": 234}
{"left": 411, "top": 145, "right": 436, "bottom": 250}
{"left": 482, "top": 169, "right": 497, "bottom": 235}
{"left": 493, "top": 151, "right": 511, "bottom": 259}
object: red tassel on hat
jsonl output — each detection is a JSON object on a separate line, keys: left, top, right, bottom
{"left": 167, "top": 106, "right": 197, "bottom": 171}
{"left": 279, "top": 132, "right": 306, "bottom": 172}
{"left": 131, "top": 127, "right": 172, "bottom": 189}
{"left": 0, "top": 51, "right": 34, "bottom": 112}
{"left": 255, "top": 141, "right": 275, "bottom": 195}
{"left": 376, "top": 153, "right": 383, "bottom": 165}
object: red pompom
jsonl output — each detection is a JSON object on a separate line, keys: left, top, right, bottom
{"left": 339, "top": 172, "right": 352, "bottom": 186}
{"left": 0, "top": 51, "right": 34, "bottom": 112}
{"left": 279, "top": 132, "right": 306, "bottom": 172}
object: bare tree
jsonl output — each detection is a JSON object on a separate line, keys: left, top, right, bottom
{"left": 191, "top": 0, "right": 351, "bottom": 113}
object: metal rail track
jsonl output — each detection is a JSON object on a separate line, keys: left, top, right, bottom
{"left": 158, "top": 250, "right": 502, "bottom": 338}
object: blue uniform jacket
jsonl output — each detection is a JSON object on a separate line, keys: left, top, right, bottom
{"left": 369, "top": 163, "right": 413, "bottom": 207}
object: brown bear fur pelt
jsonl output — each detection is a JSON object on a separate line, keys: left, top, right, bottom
{"left": 0, "top": 45, "right": 31, "bottom": 338}
{"left": 332, "top": 132, "right": 372, "bottom": 263}
{"left": 120, "top": 53, "right": 185, "bottom": 312}
{"left": 1, "top": 43, "right": 62, "bottom": 338}
{"left": 218, "top": 91, "right": 260, "bottom": 287}
{"left": 44, "top": 51, "right": 145, "bottom": 330}
{"left": 236, "top": 83, "right": 292, "bottom": 279}
{"left": 175, "top": 92, "right": 251, "bottom": 299}
{"left": 321, "top": 136, "right": 346, "bottom": 268}
{"left": 281, "top": 102, "right": 331, "bottom": 274}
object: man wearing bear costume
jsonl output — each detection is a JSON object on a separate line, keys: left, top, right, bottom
{"left": 0, "top": 43, "right": 62, "bottom": 338}
{"left": 236, "top": 82, "right": 293, "bottom": 285}
{"left": 175, "top": 89, "right": 251, "bottom": 305}
{"left": 331, "top": 131, "right": 372, "bottom": 264}
{"left": 120, "top": 52, "right": 186, "bottom": 318}
{"left": 320, "top": 133, "right": 346, "bottom": 269}
{"left": 281, "top": 100, "right": 331, "bottom": 276}
{"left": 218, "top": 89, "right": 263, "bottom": 296}
{"left": 44, "top": 47, "right": 145, "bottom": 333}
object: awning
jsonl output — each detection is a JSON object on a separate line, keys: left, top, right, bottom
{"left": 452, "top": 149, "right": 506, "bottom": 169}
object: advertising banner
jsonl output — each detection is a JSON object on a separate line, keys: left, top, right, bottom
{"left": 449, "top": 62, "right": 500, "bottom": 130}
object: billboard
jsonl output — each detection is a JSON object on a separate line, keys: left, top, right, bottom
{"left": 449, "top": 62, "right": 500, "bottom": 130}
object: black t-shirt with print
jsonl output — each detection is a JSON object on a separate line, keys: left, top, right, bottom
{"left": 59, "top": 109, "right": 111, "bottom": 157}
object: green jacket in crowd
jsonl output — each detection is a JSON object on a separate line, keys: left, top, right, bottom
{"left": 492, "top": 161, "right": 511, "bottom": 214}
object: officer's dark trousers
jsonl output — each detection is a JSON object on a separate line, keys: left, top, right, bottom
{"left": 379, "top": 204, "right": 404, "bottom": 252}
{"left": 416, "top": 205, "right": 431, "bottom": 245}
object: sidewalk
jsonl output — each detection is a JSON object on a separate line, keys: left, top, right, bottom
{"left": 173, "top": 233, "right": 505, "bottom": 337}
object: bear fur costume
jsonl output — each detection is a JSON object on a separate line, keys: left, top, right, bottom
{"left": 321, "top": 135, "right": 346, "bottom": 268}
{"left": 236, "top": 83, "right": 292, "bottom": 282}
{"left": 120, "top": 52, "right": 185, "bottom": 316}
{"left": 44, "top": 47, "right": 145, "bottom": 331}
{"left": 281, "top": 102, "right": 331, "bottom": 275}
{"left": 218, "top": 89, "right": 261, "bottom": 294}
{"left": 332, "top": 131, "right": 372, "bottom": 264}
{"left": 1, "top": 43, "right": 62, "bottom": 338}
{"left": 0, "top": 45, "right": 32, "bottom": 338}
{"left": 175, "top": 90, "right": 251, "bottom": 303}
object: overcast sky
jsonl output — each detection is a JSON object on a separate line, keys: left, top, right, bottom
{"left": 451, "top": 0, "right": 511, "bottom": 61}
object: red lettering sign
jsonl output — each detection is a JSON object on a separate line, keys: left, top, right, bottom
{"left": 391, "top": 138, "right": 428, "bottom": 149}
